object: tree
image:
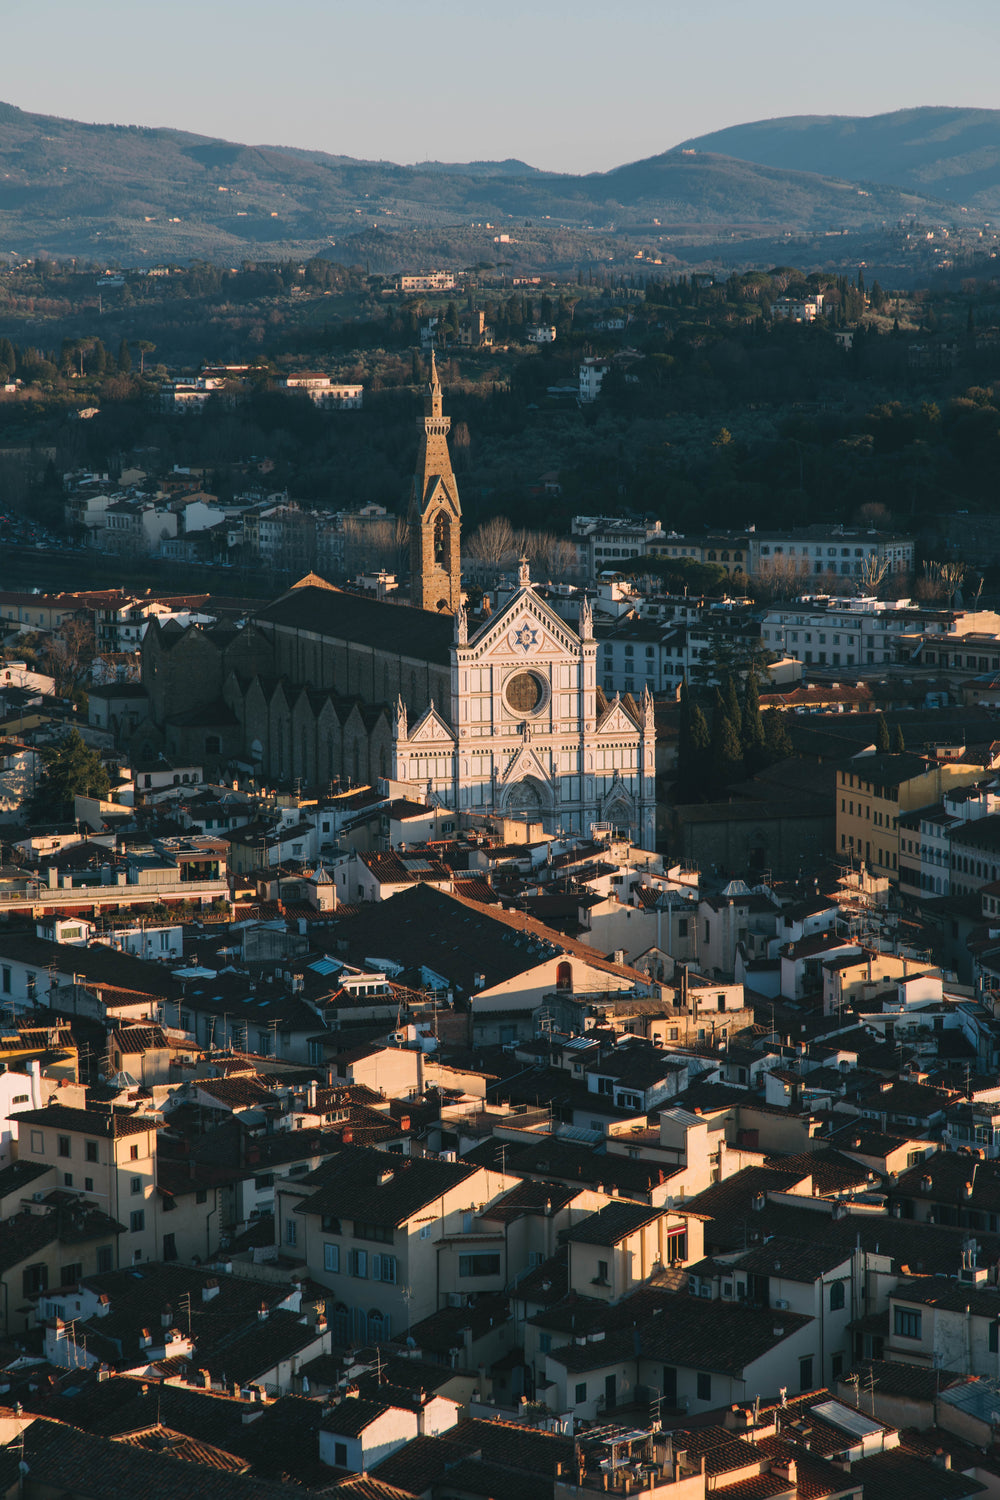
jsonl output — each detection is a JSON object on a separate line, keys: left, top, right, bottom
{"left": 43, "top": 616, "right": 96, "bottom": 697}
{"left": 875, "top": 713, "right": 891, "bottom": 754}
{"left": 892, "top": 723, "right": 906, "bottom": 754}
{"left": 136, "top": 340, "right": 156, "bottom": 375}
{"left": 687, "top": 704, "right": 711, "bottom": 794}
{"left": 710, "top": 689, "right": 743, "bottom": 786}
{"left": 741, "top": 671, "right": 766, "bottom": 769}
{"left": 465, "top": 516, "right": 516, "bottom": 585}
{"left": 762, "top": 710, "right": 794, "bottom": 760}
{"left": 117, "top": 338, "right": 132, "bottom": 374}
{"left": 30, "top": 729, "right": 110, "bottom": 819}
{"left": 722, "top": 672, "right": 741, "bottom": 731}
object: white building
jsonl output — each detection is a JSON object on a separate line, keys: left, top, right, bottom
{"left": 393, "top": 562, "right": 657, "bottom": 847}
{"left": 527, "top": 325, "right": 557, "bottom": 344}
{"left": 579, "top": 358, "right": 611, "bottom": 403}
{"left": 749, "top": 527, "right": 914, "bottom": 582}
{"left": 282, "top": 374, "right": 363, "bottom": 409}
{"left": 397, "top": 271, "right": 457, "bottom": 292}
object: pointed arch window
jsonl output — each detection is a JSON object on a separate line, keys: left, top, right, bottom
{"left": 434, "top": 512, "right": 450, "bottom": 565}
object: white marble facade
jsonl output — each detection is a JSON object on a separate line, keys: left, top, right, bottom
{"left": 393, "top": 561, "right": 656, "bottom": 845}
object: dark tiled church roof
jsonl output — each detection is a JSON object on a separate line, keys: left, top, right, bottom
{"left": 256, "top": 586, "right": 454, "bottom": 667}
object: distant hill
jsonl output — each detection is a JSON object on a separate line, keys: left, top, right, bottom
{"left": 677, "top": 107, "right": 1000, "bottom": 211}
{"left": 0, "top": 100, "right": 966, "bottom": 264}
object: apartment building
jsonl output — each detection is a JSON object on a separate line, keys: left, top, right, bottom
{"left": 276, "top": 1143, "right": 507, "bottom": 1342}
{"left": 836, "top": 750, "right": 986, "bottom": 880}
{"left": 749, "top": 526, "right": 914, "bottom": 581}
{"left": 898, "top": 782, "right": 1000, "bottom": 896}
{"left": 15, "top": 1103, "right": 161, "bottom": 1265}
{"left": 282, "top": 374, "right": 363, "bottom": 408}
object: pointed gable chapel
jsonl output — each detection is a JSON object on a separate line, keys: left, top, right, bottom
{"left": 408, "top": 351, "right": 462, "bottom": 615}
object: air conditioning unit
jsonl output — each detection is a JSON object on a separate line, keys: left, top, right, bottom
{"left": 773, "top": 1298, "right": 789, "bottom": 1310}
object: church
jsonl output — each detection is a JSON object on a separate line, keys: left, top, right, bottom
{"left": 139, "top": 356, "right": 656, "bottom": 845}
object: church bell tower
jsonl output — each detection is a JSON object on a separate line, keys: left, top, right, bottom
{"left": 408, "top": 351, "right": 462, "bottom": 613}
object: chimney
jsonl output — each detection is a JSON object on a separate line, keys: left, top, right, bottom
{"left": 160, "top": 1304, "right": 172, "bottom": 1329}
{"left": 201, "top": 1279, "right": 220, "bottom": 1302}
{"left": 257, "top": 1302, "right": 269, "bottom": 1322}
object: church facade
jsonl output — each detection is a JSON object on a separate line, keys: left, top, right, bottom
{"left": 138, "top": 357, "right": 656, "bottom": 844}
{"left": 394, "top": 567, "right": 655, "bottom": 844}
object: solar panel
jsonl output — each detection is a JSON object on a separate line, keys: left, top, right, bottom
{"left": 810, "top": 1400, "right": 883, "bottom": 1440}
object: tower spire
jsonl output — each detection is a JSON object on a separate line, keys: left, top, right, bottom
{"left": 408, "top": 352, "right": 462, "bottom": 615}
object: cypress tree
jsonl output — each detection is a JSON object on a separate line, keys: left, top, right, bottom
{"left": 892, "top": 723, "right": 906, "bottom": 754}
{"left": 678, "top": 679, "right": 692, "bottom": 785}
{"left": 711, "top": 690, "right": 743, "bottom": 785}
{"left": 741, "top": 672, "right": 766, "bottom": 767}
{"left": 722, "top": 672, "right": 741, "bottom": 731}
{"left": 688, "top": 705, "right": 710, "bottom": 795}
{"left": 875, "top": 713, "right": 891, "bottom": 754}
{"left": 763, "top": 710, "right": 794, "bottom": 760}
{"left": 117, "top": 338, "right": 132, "bottom": 374}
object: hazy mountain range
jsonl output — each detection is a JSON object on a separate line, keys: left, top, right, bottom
{"left": 0, "top": 101, "right": 997, "bottom": 263}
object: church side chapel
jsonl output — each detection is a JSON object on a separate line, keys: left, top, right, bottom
{"left": 138, "top": 356, "right": 655, "bottom": 844}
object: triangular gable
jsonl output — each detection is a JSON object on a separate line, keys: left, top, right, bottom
{"left": 421, "top": 475, "right": 461, "bottom": 517}
{"left": 596, "top": 696, "right": 641, "bottom": 736}
{"left": 499, "top": 743, "right": 553, "bottom": 787}
{"left": 407, "top": 703, "right": 456, "bottom": 745}
{"left": 466, "top": 587, "right": 579, "bottom": 659}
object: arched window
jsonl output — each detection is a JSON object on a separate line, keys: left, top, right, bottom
{"left": 367, "top": 1308, "right": 385, "bottom": 1342}
{"left": 829, "top": 1281, "right": 845, "bottom": 1311}
{"left": 556, "top": 961, "right": 573, "bottom": 990}
{"left": 434, "top": 512, "right": 450, "bottom": 565}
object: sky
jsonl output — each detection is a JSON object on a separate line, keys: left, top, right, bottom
{"left": 4, "top": 0, "right": 998, "bottom": 174}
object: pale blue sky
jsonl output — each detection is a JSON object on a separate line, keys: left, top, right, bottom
{"left": 5, "top": 0, "right": 998, "bottom": 173}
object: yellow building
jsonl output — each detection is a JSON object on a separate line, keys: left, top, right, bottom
{"left": 837, "top": 751, "right": 985, "bottom": 880}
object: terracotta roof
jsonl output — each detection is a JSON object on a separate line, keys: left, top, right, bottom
{"left": 10, "top": 1417, "right": 308, "bottom": 1500}
{"left": 114, "top": 1423, "right": 249, "bottom": 1472}
{"left": 293, "top": 1143, "right": 477, "bottom": 1228}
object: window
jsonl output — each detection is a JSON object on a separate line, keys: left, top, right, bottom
{"left": 372, "top": 1254, "right": 397, "bottom": 1284}
{"left": 285, "top": 1219, "right": 297, "bottom": 1247}
{"left": 991, "top": 1323, "right": 999, "bottom": 1355}
{"left": 130, "top": 1145, "right": 139, "bottom": 1161}
{"left": 697, "top": 1373, "right": 711, "bottom": 1402}
{"left": 540, "top": 1332, "right": 552, "bottom": 1354}
{"left": 63, "top": 1173, "right": 73, "bottom": 1188}
{"left": 86, "top": 1141, "right": 98, "bottom": 1163}
{"left": 321, "top": 1214, "right": 340, "bottom": 1233}
{"left": 1, "top": 967, "right": 9, "bottom": 994}
{"left": 130, "top": 1210, "right": 145, "bottom": 1234}
{"left": 829, "top": 1281, "right": 845, "bottom": 1311}
{"left": 353, "top": 1221, "right": 393, "bottom": 1244}
{"left": 163, "top": 1234, "right": 177, "bottom": 1262}
{"left": 350, "top": 1249, "right": 368, "bottom": 1278}
{"left": 22, "top": 1264, "right": 47, "bottom": 1296}
{"left": 334, "top": 1442, "right": 347, "bottom": 1468}
{"left": 255, "top": 1173, "right": 275, "bottom": 1191}
{"left": 130, "top": 1176, "right": 141, "bottom": 1195}
{"left": 30, "top": 1131, "right": 43, "bottom": 1155}
{"left": 575, "top": 1382, "right": 587, "bottom": 1404}
{"left": 799, "top": 1356, "right": 813, "bottom": 1392}
{"left": 420, "top": 1224, "right": 433, "bottom": 1240}
{"left": 459, "top": 1253, "right": 501, "bottom": 1277}
{"left": 324, "top": 1244, "right": 340, "bottom": 1273}
{"left": 595, "top": 1260, "right": 609, "bottom": 1285}
{"left": 58, "top": 1136, "right": 71, "bottom": 1159}
{"left": 84, "top": 1178, "right": 93, "bottom": 1193}
{"left": 97, "top": 1246, "right": 113, "bottom": 1273}
{"left": 60, "top": 1262, "right": 82, "bottom": 1286}
{"left": 894, "top": 1306, "right": 921, "bottom": 1339}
